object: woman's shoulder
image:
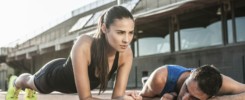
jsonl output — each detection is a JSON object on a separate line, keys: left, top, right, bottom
{"left": 74, "top": 34, "right": 94, "bottom": 47}
{"left": 72, "top": 34, "right": 94, "bottom": 53}
{"left": 77, "top": 34, "right": 93, "bottom": 43}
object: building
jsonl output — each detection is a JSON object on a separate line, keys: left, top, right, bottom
{"left": 132, "top": 0, "right": 245, "bottom": 88}
{"left": 1, "top": 0, "right": 244, "bottom": 90}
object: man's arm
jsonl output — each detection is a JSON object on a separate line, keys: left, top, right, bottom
{"left": 210, "top": 93, "right": 245, "bottom": 100}
{"left": 209, "top": 75, "right": 245, "bottom": 100}
{"left": 140, "top": 67, "right": 167, "bottom": 98}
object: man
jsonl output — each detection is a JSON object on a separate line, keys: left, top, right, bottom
{"left": 139, "top": 65, "right": 245, "bottom": 100}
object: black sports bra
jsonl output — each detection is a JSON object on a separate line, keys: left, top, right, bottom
{"left": 87, "top": 52, "right": 119, "bottom": 89}
{"left": 62, "top": 52, "right": 119, "bottom": 91}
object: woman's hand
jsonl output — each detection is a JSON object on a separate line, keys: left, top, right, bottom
{"left": 161, "top": 92, "right": 177, "bottom": 100}
{"left": 126, "top": 90, "right": 142, "bottom": 100}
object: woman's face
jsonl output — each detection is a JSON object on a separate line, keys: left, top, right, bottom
{"left": 104, "top": 17, "right": 134, "bottom": 52}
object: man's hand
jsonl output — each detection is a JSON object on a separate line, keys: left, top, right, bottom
{"left": 161, "top": 92, "right": 177, "bottom": 100}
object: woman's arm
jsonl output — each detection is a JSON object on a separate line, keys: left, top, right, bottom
{"left": 209, "top": 75, "right": 245, "bottom": 100}
{"left": 111, "top": 47, "right": 134, "bottom": 99}
{"left": 71, "top": 35, "right": 97, "bottom": 100}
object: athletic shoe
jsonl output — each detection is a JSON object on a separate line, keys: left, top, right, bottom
{"left": 5, "top": 75, "right": 21, "bottom": 100}
{"left": 24, "top": 88, "right": 37, "bottom": 100}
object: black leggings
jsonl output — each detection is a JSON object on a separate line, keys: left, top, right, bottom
{"left": 33, "top": 58, "right": 66, "bottom": 94}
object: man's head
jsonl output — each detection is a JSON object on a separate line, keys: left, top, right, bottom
{"left": 178, "top": 65, "right": 223, "bottom": 100}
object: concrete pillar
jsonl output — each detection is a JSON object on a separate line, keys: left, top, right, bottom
{"left": 117, "top": 0, "right": 121, "bottom": 5}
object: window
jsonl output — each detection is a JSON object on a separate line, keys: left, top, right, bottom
{"left": 226, "top": 17, "right": 245, "bottom": 43}
{"left": 236, "top": 17, "right": 245, "bottom": 42}
{"left": 134, "top": 37, "right": 170, "bottom": 56}
{"left": 175, "top": 21, "right": 222, "bottom": 50}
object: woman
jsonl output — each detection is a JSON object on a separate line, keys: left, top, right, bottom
{"left": 6, "top": 5, "right": 141, "bottom": 100}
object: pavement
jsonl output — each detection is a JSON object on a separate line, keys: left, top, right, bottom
{"left": 0, "top": 89, "right": 141, "bottom": 100}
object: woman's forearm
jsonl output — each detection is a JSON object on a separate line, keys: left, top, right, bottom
{"left": 111, "top": 95, "right": 135, "bottom": 100}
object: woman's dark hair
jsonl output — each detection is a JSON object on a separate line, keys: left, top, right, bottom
{"left": 90, "top": 5, "right": 134, "bottom": 94}
{"left": 192, "top": 65, "right": 223, "bottom": 98}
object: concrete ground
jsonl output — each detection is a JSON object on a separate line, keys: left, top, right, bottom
{"left": 0, "top": 89, "right": 142, "bottom": 100}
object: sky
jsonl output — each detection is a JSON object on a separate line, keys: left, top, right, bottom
{"left": 0, "top": 0, "right": 96, "bottom": 47}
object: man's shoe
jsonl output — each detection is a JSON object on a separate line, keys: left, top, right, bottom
{"left": 24, "top": 88, "right": 37, "bottom": 100}
{"left": 5, "top": 75, "right": 21, "bottom": 100}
